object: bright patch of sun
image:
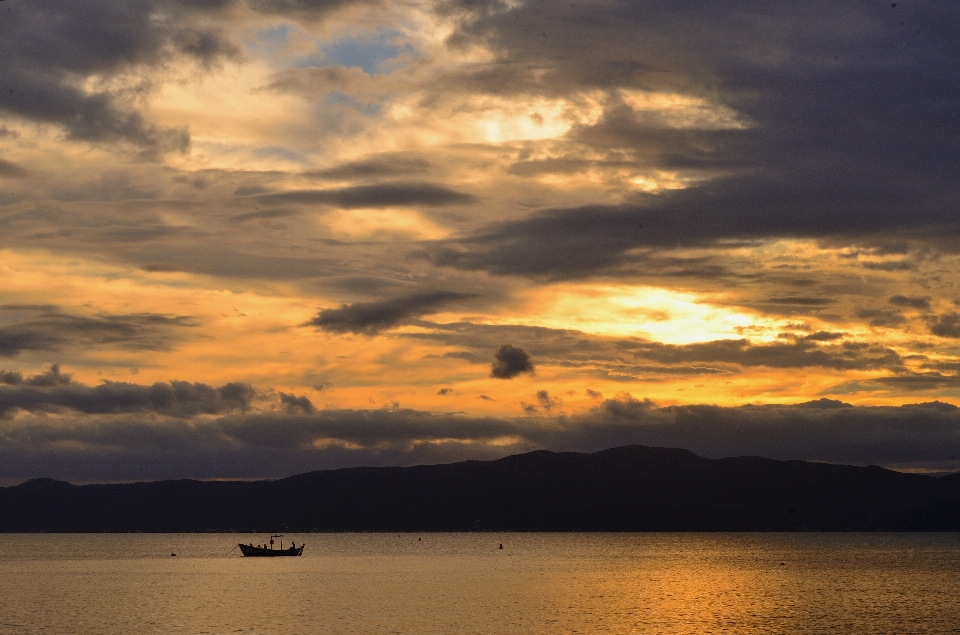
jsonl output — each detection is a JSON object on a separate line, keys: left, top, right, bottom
{"left": 508, "top": 284, "right": 788, "bottom": 345}
{"left": 628, "top": 171, "right": 694, "bottom": 192}
{"left": 387, "top": 92, "right": 605, "bottom": 145}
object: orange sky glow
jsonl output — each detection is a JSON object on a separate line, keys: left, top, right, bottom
{"left": 2, "top": 0, "right": 960, "bottom": 481}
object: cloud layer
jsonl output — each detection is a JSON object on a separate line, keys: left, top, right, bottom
{"left": 2, "top": 0, "right": 959, "bottom": 481}
{"left": 3, "top": 384, "right": 960, "bottom": 482}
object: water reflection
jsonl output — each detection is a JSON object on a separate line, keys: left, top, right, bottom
{"left": 1, "top": 533, "right": 959, "bottom": 634}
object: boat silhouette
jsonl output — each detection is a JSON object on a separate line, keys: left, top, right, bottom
{"left": 238, "top": 534, "right": 303, "bottom": 557}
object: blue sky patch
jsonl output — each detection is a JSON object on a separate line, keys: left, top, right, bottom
{"left": 297, "top": 28, "right": 416, "bottom": 75}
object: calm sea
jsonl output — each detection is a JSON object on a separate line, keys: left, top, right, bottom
{"left": 1, "top": 533, "right": 959, "bottom": 634}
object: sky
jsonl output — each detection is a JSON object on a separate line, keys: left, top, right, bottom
{"left": 2, "top": 0, "right": 960, "bottom": 483}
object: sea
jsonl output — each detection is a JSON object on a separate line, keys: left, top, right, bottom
{"left": 1, "top": 533, "right": 959, "bottom": 634}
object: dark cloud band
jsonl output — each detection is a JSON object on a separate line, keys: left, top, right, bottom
{"left": 0, "top": 307, "right": 198, "bottom": 357}
{"left": 307, "top": 291, "right": 479, "bottom": 334}
{"left": 3, "top": 396, "right": 960, "bottom": 482}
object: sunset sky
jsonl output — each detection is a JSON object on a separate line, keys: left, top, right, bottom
{"left": 2, "top": 0, "right": 960, "bottom": 482}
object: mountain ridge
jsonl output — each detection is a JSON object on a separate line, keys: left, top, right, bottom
{"left": 3, "top": 445, "right": 959, "bottom": 532}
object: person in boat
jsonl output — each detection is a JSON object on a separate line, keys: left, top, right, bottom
{"left": 290, "top": 542, "right": 296, "bottom": 550}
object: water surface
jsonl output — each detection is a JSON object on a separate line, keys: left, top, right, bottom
{"left": 1, "top": 533, "right": 959, "bottom": 634}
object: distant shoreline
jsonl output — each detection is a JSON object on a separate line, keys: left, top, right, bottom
{"left": 4, "top": 445, "right": 960, "bottom": 532}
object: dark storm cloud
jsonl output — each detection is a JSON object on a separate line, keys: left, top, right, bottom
{"left": 4, "top": 396, "right": 960, "bottom": 481}
{"left": 307, "top": 291, "right": 479, "bottom": 334}
{"left": 0, "top": 368, "right": 256, "bottom": 418}
{"left": 490, "top": 344, "right": 534, "bottom": 379}
{"left": 421, "top": 1, "right": 960, "bottom": 279}
{"left": 0, "top": 307, "right": 198, "bottom": 357}
{"left": 253, "top": 183, "right": 474, "bottom": 208}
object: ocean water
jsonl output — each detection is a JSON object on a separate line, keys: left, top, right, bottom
{"left": 1, "top": 533, "right": 959, "bottom": 634}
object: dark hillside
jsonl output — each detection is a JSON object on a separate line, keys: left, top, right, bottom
{"left": 2, "top": 446, "right": 959, "bottom": 532}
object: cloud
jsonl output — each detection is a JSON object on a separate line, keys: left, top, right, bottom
{"left": 864, "top": 373, "right": 960, "bottom": 391}
{"left": 254, "top": 183, "right": 474, "bottom": 208}
{"left": 302, "top": 155, "right": 432, "bottom": 180}
{"left": 0, "top": 374, "right": 256, "bottom": 418}
{"left": 0, "top": 307, "right": 198, "bottom": 357}
{"left": 307, "top": 291, "right": 478, "bottom": 334}
{"left": 627, "top": 336, "right": 904, "bottom": 372}
{"left": 863, "top": 260, "right": 914, "bottom": 271}
{"left": 0, "top": 364, "right": 71, "bottom": 388}
{"left": 279, "top": 392, "right": 315, "bottom": 414}
{"left": 928, "top": 312, "right": 960, "bottom": 338}
{"left": 491, "top": 344, "right": 534, "bottom": 379}
{"left": 551, "top": 396, "right": 960, "bottom": 472}
{"left": 890, "top": 295, "right": 931, "bottom": 310}
{"left": 415, "top": 1, "right": 960, "bottom": 279}
{"left": 4, "top": 396, "right": 960, "bottom": 481}
{"left": 230, "top": 208, "right": 300, "bottom": 223}
{"left": 856, "top": 308, "right": 906, "bottom": 328}
{"left": 0, "top": 0, "right": 228, "bottom": 153}
{"left": 3, "top": 0, "right": 960, "bottom": 484}
{"left": 246, "top": 0, "right": 367, "bottom": 18}
{"left": 535, "top": 389, "right": 561, "bottom": 412}
{"left": 0, "top": 159, "right": 27, "bottom": 178}
{"left": 406, "top": 321, "right": 907, "bottom": 375}
{"left": 0, "top": 0, "right": 385, "bottom": 155}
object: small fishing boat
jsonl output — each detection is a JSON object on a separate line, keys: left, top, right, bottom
{"left": 238, "top": 534, "right": 303, "bottom": 557}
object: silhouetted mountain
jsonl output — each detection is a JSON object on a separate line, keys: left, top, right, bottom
{"left": 3, "top": 446, "right": 960, "bottom": 531}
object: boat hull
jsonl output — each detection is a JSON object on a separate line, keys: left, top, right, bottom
{"left": 238, "top": 544, "right": 304, "bottom": 557}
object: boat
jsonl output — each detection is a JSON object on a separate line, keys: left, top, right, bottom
{"left": 238, "top": 534, "right": 304, "bottom": 557}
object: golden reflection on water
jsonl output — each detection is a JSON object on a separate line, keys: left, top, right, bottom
{"left": 1, "top": 533, "right": 959, "bottom": 634}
